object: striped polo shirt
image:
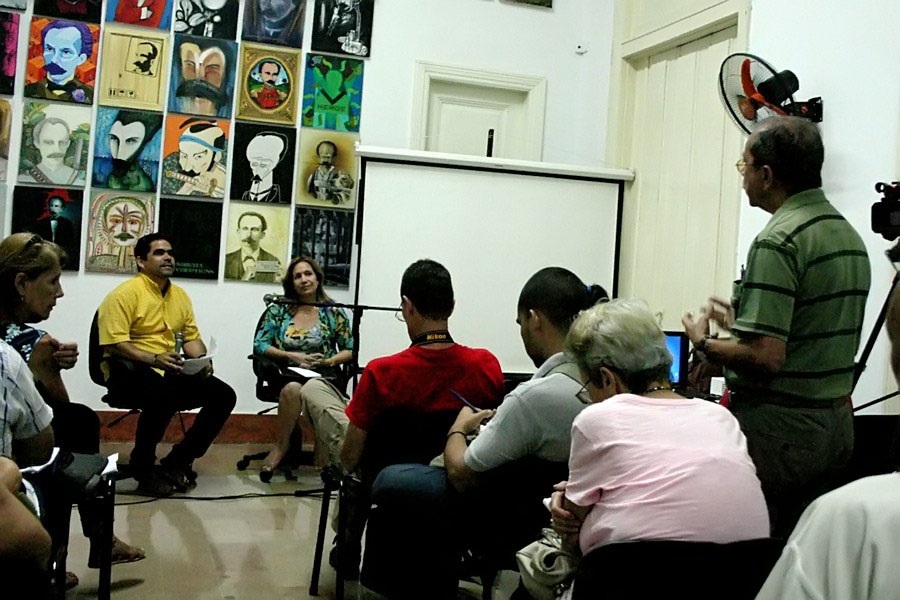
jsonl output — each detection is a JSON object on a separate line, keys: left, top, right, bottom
{"left": 726, "top": 188, "right": 871, "bottom": 403}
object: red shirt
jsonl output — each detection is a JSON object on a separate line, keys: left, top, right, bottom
{"left": 257, "top": 86, "right": 281, "bottom": 109}
{"left": 346, "top": 344, "right": 504, "bottom": 431}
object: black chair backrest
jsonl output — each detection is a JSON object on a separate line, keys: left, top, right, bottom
{"left": 573, "top": 537, "right": 785, "bottom": 600}
{"left": 360, "top": 408, "right": 459, "bottom": 486}
{"left": 88, "top": 311, "right": 105, "bottom": 388}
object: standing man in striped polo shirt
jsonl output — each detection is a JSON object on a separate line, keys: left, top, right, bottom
{"left": 683, "top": 116, "right": 871, "bottom": 537}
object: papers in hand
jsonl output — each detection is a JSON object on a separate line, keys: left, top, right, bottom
{"left": 287, "top": 366, "right": 322, "bottom": 379}
{"left": 20, "top": 447, "right": 60, "bottom": 474}
{"left": 182, "top": 337, "right": 216, "bottom": 375}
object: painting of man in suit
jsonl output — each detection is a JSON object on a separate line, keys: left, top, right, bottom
{"left": 11, "top": 186, "right": 83, "bottom": 271}
{"left": 224, "top": 208, "right": 286, "bottom": 283}
{"left": 24, "top": 18, "right": 99, "bottom": 105}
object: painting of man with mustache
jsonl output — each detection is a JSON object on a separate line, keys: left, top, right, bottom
{"left": 92, "top": 107, "right": 163, "bottom": 192}
{"left": 86, "top": 191, "right": 155, "bottom": 273}
{"left": 24, "top": 18, "right": 100, "bottom": 105}
{"left": 18, "top": 101, "right": 91, "bottom": 187}
{"left": 11, "top": 186, "right": 83, "bottom": 270}
{"left": 169, "top": 34, "right": 237, "bottom": 118}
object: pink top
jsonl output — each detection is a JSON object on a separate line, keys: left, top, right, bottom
{"left": 566, "top": 393, "right": 769, "bottom": 555}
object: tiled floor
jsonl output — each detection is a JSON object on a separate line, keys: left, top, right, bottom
{"left": 63, "top": 443, "right": 519, "bottom": 600}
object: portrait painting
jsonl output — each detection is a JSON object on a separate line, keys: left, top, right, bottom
{"left": 174, "top": 0, "right": 239, "bottom": 40}
{"left": 230, "top": 122, "right": 295, "bottom": 204}
{"left": 311, "top": 0, "right": 374, "bottom": 58}
{"left": 296, "top": 129, "right": 358, "bottom": 209}
{"left": 106, "top": 0, "right": 173, "bottom": 30}
{"left": 33, "top": 0, "right": 102, "bottom": 23}
{"left": 292, "top": 206, "right": 354, "bottom": 288}
{"left": 25, "top": 17, "right": 100, "bottom": 105}
{"left": 302, "top": 53, "right": 363, "bottom": 132}
{"left": 11, "top": 186, "right": 83, "bottom": 271}
{"left": 0, "top": 98, "right": 10, "bottom": 181}
{"left": 86, "top": 190, "right": 155, "bottom": 273}
{"left": 160, "top": 114, "right": 230, "bottom": 199}
{"left": 223, "top": 201, "right": 289, "bottom": 283}
{"left": 236, "top": 44, "right": 299, "bottom": 125}
{"left": 168, "top": 34, "right": 237, "bottom": 118}
{"left": 0, "top": 11, "right": 19, "bottom": 95}
{"left": 92, "top": 107, "right": 163, "bottom": 192}
{"left": 97, "top": 26, "right": 169, "bottom": 111}
{"left": 18, "top": 101, "right": 91, "bottom": 187}
{"left": 0, "top": 1, "right": 25, "bottom": 10}
{"left": 158, "top": 197, "right": 221, "bottom": 279}
{"left": 242, "top": 0, "right": 304, "bottom": 48}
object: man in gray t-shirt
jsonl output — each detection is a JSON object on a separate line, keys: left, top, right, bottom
{"left": 444, "top": 268, "right": 608, "bottom": 489}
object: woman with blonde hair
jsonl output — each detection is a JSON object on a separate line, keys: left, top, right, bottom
{"left": 0, "top": 233, "right": 145, "bottom": 584}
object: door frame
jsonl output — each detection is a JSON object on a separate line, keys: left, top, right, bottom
{"left": 411, "top": 61, "right": 547, "bottom": 160}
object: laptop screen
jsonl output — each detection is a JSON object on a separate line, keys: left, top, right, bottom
{"left": 663, "top": 331, "right": 690, "bottom": 387}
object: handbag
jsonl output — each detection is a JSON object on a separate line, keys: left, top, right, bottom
{"left": 516, "top": 528, "right": 580, "bottom": 600}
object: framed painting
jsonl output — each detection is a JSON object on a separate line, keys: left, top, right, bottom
{"left": 92, "top": 107, "right": 163, "bottom": 192}
{"left": 97, "top": 26, "right": 169, "bottom": 111}
{"left": 223, "top": 201, "right": 289, "bottom": 283}
{"left": 0, "top": 1, "right": 26, "bottom": 10}
{"left": 85, "top": 190, "right": 156, "bottom": 273}
{"left": 235, "top": 43, "right": 299, "bottom": 125}
{"left": 33, "top": 0, "right": 102, "bottom": 23}
{"left": 301, "top": 53, "right": 363, "bottom": 132}
{"left": 310, "top": 0, "right": 373, "bottom": 58}
{"left": 158, "top": 196, "right": 222, "bottom": 279}
{"left": 0, "top": 11, "right": 19, "bottom": 95}
{"left": 0, "top": 98, "right": 10, "bottom": 181}
{"left": 11, "top": 186, "right": 83, "bottom": 270}
{"left": 229, "top": 121, "right": 295, "bottom": 204}
{"left": 168, "top": 34, "right": 237, "bottom": 118}
{"left": 173, "top": 0, "right": 239, "bottom": 40}
{"left": 25, "top": 17, "right": 100, "bottom": 105}
{"left": 160, "top": 113, "right": 230, "bottom": 199}
{"left": 18, "top": 101, "right": 91, "bottom": 187}
{"left": 242, "top": 0, "right": 304, "bottom": 48}
{"left": 292, "top": 206, "right": 354, "bottom": 288}
{"left": 296, "top": 129, "right": 358, "bottom": 209}
{"left": 106, "top": 0, "right": 173, "bottom": 29}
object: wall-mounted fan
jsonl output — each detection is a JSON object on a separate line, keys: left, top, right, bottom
{"left": 718, "top": 53, "right": 822, "bottom": 134}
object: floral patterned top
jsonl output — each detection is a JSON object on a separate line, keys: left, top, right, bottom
{"left": 0, "top": 322, "right": 46, "bottom": 363}
{"left": 252, "top": 303, "right": 354, "bottom": 361}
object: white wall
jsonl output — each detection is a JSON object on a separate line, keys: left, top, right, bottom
{"left": 2, "top": 0, "right": 618, "bottom": 414}
{"left": 360, "top": 0, "right": 615, "bottom": 166}
{"left": 743, "top": 0, "right": 900, "bottom": 411}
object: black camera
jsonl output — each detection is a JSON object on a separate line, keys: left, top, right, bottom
{"left": 871, "top": 181, "right": 900, "bottom": 241}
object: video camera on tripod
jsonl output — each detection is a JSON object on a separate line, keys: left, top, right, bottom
{"left": 871, "top": 181, "right": 900, "bottom": 256}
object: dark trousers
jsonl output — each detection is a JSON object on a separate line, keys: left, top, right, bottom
{"left": 107, "top": 365, "right": 236, "bottom": 470}
{"left": 730, "top": 398, "right": 853, "bottom": 538}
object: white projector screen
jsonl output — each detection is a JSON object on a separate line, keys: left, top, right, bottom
{"left": 353, "top": 148, "right": 629, "bottom": 374}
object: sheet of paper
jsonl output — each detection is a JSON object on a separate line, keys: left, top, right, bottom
{"left": 181, "top": 337, "right": 216, "bottom": 375}
{"left": 287, "top": 366, "right": 322, "bottom": 378}
{"left": 19, "top": 447, "right": 60, "bottom": 474}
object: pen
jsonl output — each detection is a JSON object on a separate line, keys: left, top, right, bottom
{"left": 449, "top": 388, "right": 480, "bottom": 411}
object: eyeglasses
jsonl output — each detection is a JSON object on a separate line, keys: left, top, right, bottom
{"left": 735, "top": 159, "right": 759, "bottom": 176}
{"left": 394, "top": 309, "right": 405, "bottom": 322}
{"left": 575, "top": 380, "right": 593, "bottom": 405}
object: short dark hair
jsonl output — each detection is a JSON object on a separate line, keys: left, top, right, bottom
{"left": 316, "top": 140, "right": 337, "bottom": 157}
{"left": 134, "top": 233, "right": 172, "bottom": 262}
{"left": 259, "top": 60, "right": 281, "bottom": 75}
{"left": 400, "top": 259, "right": 454, "bottom": 320}
{"left": 749, "top": 116, "right": 824, "bottom": 194}
{"left": 180, "top": 117, "right": 227, "bottom": 151}
{"left": 113, "top": 110, "right": 163, "bottom": 146}
{"left": 518, "top": 267, "right": 609, "bottom": 333}
{"left": 41, "top": 20, "right": 93, "bottom": 59}
{"left": 238, "top": 211, "right": 267, "bottom": 232}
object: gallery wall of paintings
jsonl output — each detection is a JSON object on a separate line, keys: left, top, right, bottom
{"left": 0, "top": 0, "right": 373, "bottom": 288}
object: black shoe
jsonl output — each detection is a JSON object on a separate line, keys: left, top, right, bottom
{"left": 134, "top": 469, "right": 174, "bottom": 497}
{"left": 162, "top": 463, "right": 198, "bottom": 493}
{"left": 329, "top": 544, "right": 361, "bottom": 580}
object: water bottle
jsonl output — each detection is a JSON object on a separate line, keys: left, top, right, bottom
{"left": 174, "top": 331, "right": 184, "bottom": 356}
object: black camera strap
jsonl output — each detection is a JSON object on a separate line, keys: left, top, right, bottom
{"left": 411, "top": 330, "right": 453, "bottom": 346}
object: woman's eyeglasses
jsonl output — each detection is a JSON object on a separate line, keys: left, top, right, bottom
{"left": 575, "top": 380, "right": 593, "bottom": 404}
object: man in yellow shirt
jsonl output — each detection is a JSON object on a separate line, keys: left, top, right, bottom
{"left": 97, "top": 233, "right": 236, "bottom": 496}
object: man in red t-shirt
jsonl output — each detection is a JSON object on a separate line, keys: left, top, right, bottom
{"left": 297, "top": 258, "right": 504, "bottom": 576}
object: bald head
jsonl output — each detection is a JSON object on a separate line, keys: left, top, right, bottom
{"left": 748, "top": 116, "right": 824, "bottom": 195}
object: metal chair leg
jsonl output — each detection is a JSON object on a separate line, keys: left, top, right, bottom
{"left": 309, "top": 484, "right": 333, "bottom": 596}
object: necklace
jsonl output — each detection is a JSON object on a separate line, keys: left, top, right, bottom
{"left": 642, "top": 384, "right": 673, "bottom": 395}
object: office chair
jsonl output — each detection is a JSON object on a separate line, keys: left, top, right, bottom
{"left": 572, "top": 537, "right": 784, "bottom": 599}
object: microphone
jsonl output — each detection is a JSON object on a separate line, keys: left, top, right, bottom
{"left": 263, "top": 293, "right": 295, "bottom": 305}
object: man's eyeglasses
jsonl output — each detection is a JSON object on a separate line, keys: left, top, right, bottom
{"left": 735, "top": 159, "right": 758, "bottom": 176}
{"left": 394, "top": 309, "right": 405, "bottom": 322}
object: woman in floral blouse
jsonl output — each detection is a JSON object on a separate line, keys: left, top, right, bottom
{"left": 253, "top": 255, "right": 354, "bottom": 481}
